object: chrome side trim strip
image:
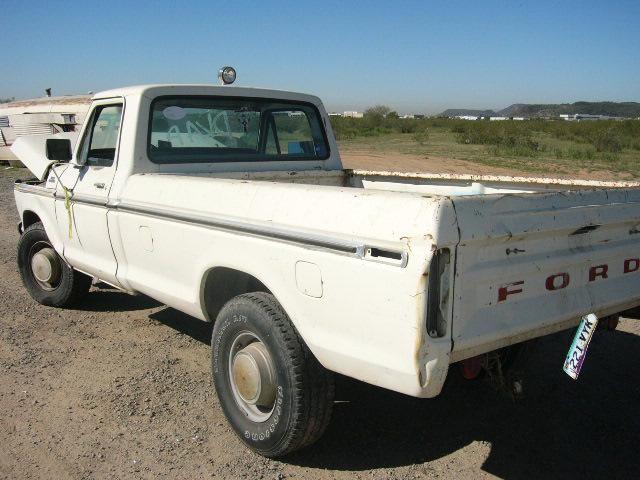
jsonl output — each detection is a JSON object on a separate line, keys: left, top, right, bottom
{"left": 116, "top": 201, "right": 361, "bottom": 255}
{"left": 14, "top": 183, "right": 107, "bottom": 207}
{"left": 62, "top": 192, "right": 108, "bottom": 207}
{"left": 114, "top": 201, "right": 409, "bottom": 267}
{"left": 14, "top": 182, "right": 55, "bottom": 198}
{"left": 14, "top": 182, "right": 409, "bottom": 267}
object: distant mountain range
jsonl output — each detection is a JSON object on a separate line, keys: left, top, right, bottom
{"left": 439, "top": 102, "right": 640, "bottom": 118}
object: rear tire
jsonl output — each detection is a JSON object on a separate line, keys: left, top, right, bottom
{"left": 211, "top": 292, "right": 334, "bottom": 457}
{"left": 17, "top": 222, "right": 91, "bottom": 307}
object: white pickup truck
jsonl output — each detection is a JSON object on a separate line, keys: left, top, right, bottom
{"left": 12, "top": 83, "right": 640, "bottom": 457}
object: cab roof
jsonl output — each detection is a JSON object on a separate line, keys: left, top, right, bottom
{"left": 92, "top": 84, "right": 323, "bottom": 106}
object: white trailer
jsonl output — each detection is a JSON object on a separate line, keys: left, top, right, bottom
{"left": 0, "top": 95, "right": 90, "bottom": 163}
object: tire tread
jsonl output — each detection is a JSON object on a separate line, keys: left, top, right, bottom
{"left": 215, "top": 292, "right": 334, "bottom": 457}
{"left": 18, "top": 222, "right": 91, "bottom": 307}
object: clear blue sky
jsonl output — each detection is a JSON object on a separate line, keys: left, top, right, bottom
{"left": 2, "top": 0, "right": 639, "bottom": 114}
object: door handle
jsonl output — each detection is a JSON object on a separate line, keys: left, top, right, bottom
{"left": 94, "top": 182, "right": 105, "bottom": 189}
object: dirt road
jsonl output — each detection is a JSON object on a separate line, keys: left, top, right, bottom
{"left": 1, "top": 168, "right": 639, "bottom": 479}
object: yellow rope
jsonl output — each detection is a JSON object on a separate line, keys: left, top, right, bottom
{"left": 64, "top": 186, "right": 73, "bottom": 239}
{"left": 49, "top": 163, "right": 75, "bottom": 239}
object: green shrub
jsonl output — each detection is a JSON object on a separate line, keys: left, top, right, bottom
{"left": 489, "top": 144, "right": 541, "bottom": 158}
{"left": 452, "top": 120, "right": 544, "bottom": 159}
{"left": 329, "top": 113, "right": 640, "bottom": 160}
{"left": 398, "top": 120, "right": 420, "bottom": 133}
{"left": 330, "top": 110, "right": 434, "bottom": 139}
{"left": 567, "top": 147, "right": 595, "bottom": 160}
{"left": 535, "top": 119, "right": 637, "bottom": 152}
{"left": 599, "top": 152, "right": 619, "bottom": 162}
{"left": 412, "top": 129, "right": 429, "bottom": 145}
{"left": 592, "top": 129, "right": 623, "bottom": 152}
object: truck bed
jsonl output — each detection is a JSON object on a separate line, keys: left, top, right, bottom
{"left": 182, "top": 168, "right": 640, "bottom": 196}
{"left": 119, "top": 170, "right": 640, "bottom": 370}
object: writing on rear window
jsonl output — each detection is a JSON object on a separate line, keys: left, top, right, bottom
{"left": 148, "top": 97, "right": 329, "bottom": 164}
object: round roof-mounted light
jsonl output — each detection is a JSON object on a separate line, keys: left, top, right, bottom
{"left": 218, "top": 66, "right": 237, "bottom": 85}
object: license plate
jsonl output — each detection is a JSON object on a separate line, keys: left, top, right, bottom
{"left": 563, "top": 313, "right": 598, "bottom": 380}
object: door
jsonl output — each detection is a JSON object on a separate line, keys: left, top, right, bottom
{"left": 55, "top": 101, "right": 123, "bottom": 285}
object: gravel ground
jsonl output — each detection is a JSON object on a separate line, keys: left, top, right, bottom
{"left": 1, "top": 167, "right": 639, "bottom": 479}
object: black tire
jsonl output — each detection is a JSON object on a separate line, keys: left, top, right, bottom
{"left": 211, "top": 292, "right": 334, "bottom": 457}
{"left": 17, "top": 222, "right": 91, "bottom": 307}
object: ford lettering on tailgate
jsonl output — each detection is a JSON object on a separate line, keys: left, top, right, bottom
{"left": 498, "top": 257, "right": 640, "bottom": 302}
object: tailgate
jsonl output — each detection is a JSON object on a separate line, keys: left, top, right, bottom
{"left": 449, "top": 188, "right": 640, "bottom": 361}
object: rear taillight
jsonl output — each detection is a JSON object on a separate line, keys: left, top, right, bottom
{"left": 427, "top": 248, "right": 451, "bottom": 338}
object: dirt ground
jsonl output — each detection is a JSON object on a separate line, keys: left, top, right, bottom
{"left": 1, "top": 166, "right": 639, "bottom": 480}
{"left": 340, "top": 150, "right": 519, "bottom": 176}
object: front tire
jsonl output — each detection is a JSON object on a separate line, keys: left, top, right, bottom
{"left": 211, "top": 292, "right": 334, "bottom": 457}
{"left": 17, "top": 222, "right": 91, "bottom": 307}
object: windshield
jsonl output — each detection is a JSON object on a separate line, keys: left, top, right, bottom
{"left": 148, "top": 96, "right": 329, "bottom": 164}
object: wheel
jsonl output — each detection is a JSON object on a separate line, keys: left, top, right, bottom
{"left": 211, "top": 292, "right": 334, "bottom": 457}
{"left": 17, "top": 222, "right": 91, "bottom": 307}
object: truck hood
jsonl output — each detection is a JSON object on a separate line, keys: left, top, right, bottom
{"left": 10, "top": 132, "right": 79, "bottom": 181}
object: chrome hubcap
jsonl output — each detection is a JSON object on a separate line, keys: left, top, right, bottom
{"left": 31, "top": 247, "right": 61, "bottom": 289}
{"left": 229, "top": 332, "right": 277, "bottom": 422}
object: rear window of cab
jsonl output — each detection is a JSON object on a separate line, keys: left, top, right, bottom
{"left": 147, "top": 96, "right": 330, "bottom": 164}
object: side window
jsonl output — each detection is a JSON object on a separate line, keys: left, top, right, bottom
{"left": 79, "top": 104, "right": 123, "bottom": 167}
{"left": 267, "top": 110, "right": 317, "bottom": 155}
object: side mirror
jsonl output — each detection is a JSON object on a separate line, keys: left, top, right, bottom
{"left": 45, "top": 138, "right": 72, "bottom": 162}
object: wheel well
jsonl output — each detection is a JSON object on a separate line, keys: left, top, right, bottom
{"left": 22, "top": 211, "right": 41, "bottom": 230}
{"left": 202, "top": 267, "right": 270, "bottom": 322}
